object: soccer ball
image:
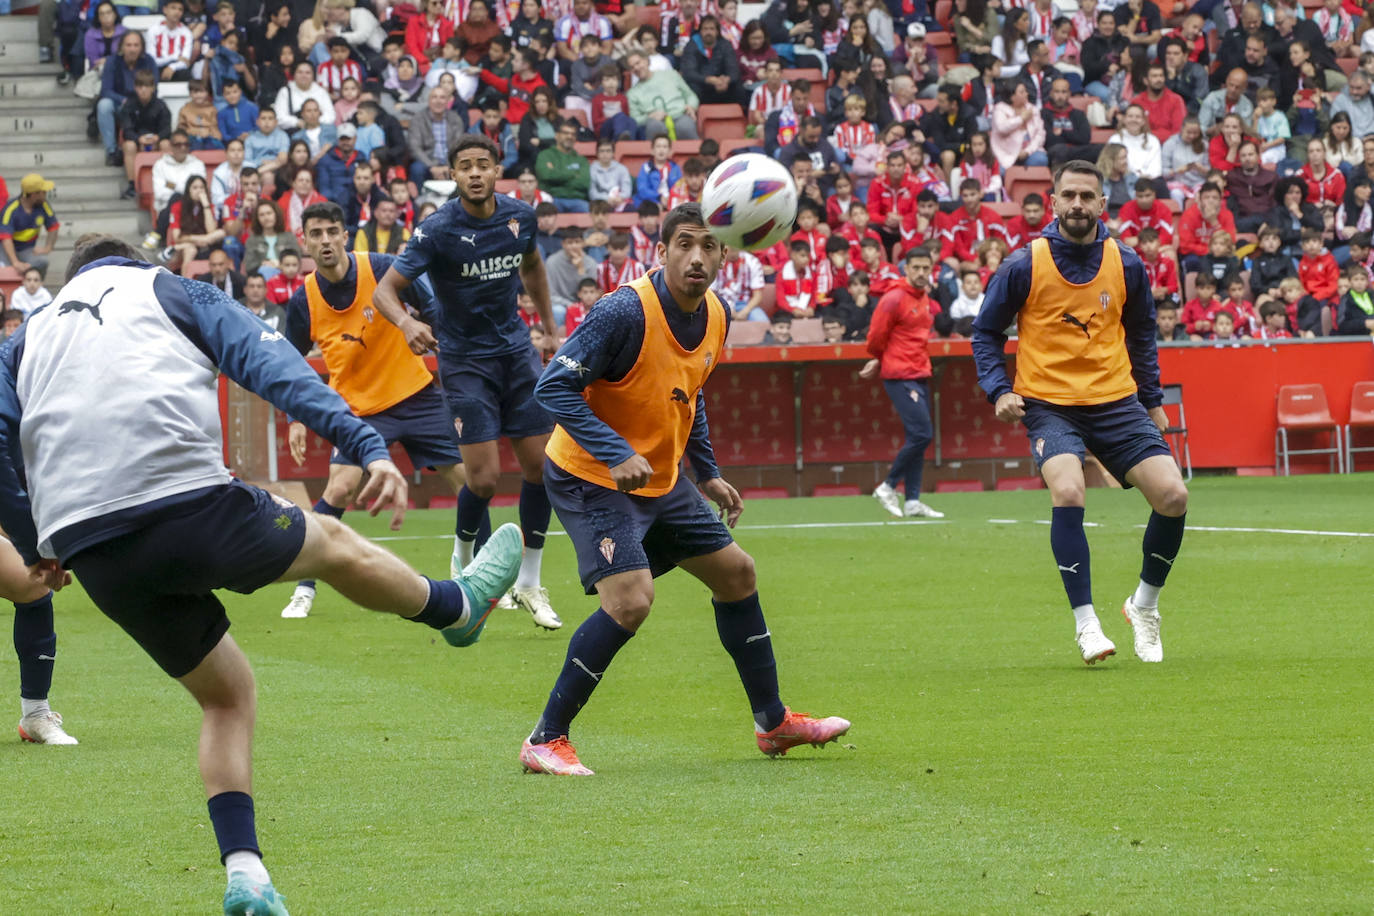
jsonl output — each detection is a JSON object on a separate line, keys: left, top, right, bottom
{"left": 701, "top": 154, "right": 799, "bottom": 252}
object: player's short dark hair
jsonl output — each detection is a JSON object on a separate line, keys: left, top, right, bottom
{"left": 1199, "top": 182, "right": 1223, "bottom": 197}
{"left": 1052, "top": 159, "right": 1104, "bottom": 192}
{"left": 450, "top": 133, "right": 501, "bottom": 166}
{"left": 1156, "top": 302, "right": 1177, "bottom": 314}
{"left": 609, "top": 232, "right": 631, "bottom": 249}
{"left": 1195, "top": 272, "right": 1217, "bottom": 288}
{"left": 65, "top": 235, "right": 143, "bottom": 283}
{"left": 770, "top": 311, "right": 792, "bottom": 325}
{"left": 534, "top": 202, "right": 558, "bottom": 218}
{"left": 1024, "top": 192, "right": 1044, "bottom": 207}
{"left": 906, "top": 247, "right": 932, "bottom": 263}
{"left": 1138, "top": 227, "right": 1159, "bottom": 243}
{"left": 796, "top": 198, "right": 821, "bottom": 217}
{"left": 824, "top": 235, "right": 850, "bottom": 254}
{"left": 279, "top": 249, "right": 301, "bottom": 262}
{"left": 959, "top": 178, "right": 981, "bottom": 194}
{"left": 301, "top": 201, "right": 345, "bottom": 230}
{"left": 661, "top": 202, "right": 708, "bottom": 246}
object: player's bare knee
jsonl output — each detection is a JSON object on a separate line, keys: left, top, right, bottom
{"left": 1154, "top": 482, "right": 1189, "bottom": 517}
{"left": 464, "top": 467, "right": 500, "bottom": 499}
{"left": 1049, "top": 483, "right": 1085, "bottom": 507}
{"left": 601, "top": 585, "right": 654, "bottom": 631}
{"left": 321, "top": 480, "right": 352, "bottom": 507}
{"left": 718, "top": 551, "right": 757, "bottom": 601}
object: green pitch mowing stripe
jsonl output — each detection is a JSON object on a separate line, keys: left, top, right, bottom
{"left": 1, "top": 475, "right": 1371, "bottom": 913}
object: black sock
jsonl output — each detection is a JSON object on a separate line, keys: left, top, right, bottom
{"left": 409, "top": 577, "right": 466, "bottom": 629}
{"left": 13, "top": 594, "right": 55, "bottom": 702}
{"left": 519, "top": 480, "right": 551, "bottom": 550}
{"left": 299, "top": 498, "right": 346, "bottom": 591}
{"left": 457, "top": 486, "right": 492, "bottom": 552}
{"left": 1050, "top": 506, "right": 1093, "bottom": 608}
{"left": 714, "top": 593, "right": 785, "bottom": 732}
{"left": 531, "top": 609, "right": 633, "bottom": 743}
{"left": 1140, "top": 511, "right": 1186, "bottom": 586}
{"left": 207, "top": 791, "right": 260, "bottom": 862}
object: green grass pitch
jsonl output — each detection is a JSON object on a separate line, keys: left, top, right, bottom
{"left": 2, "top": 475, "right": 1373, "bottom": 914}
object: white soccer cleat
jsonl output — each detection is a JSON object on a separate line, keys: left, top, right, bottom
{"left": 18, "top": 710, "right": 78, "bottom": 745}
{"left": 873, "top": 482, "right": 903, "bottom": 518}
{"left": 513, "top": 585, "right": 562, "bottom": 630}
{"left": 1075, "top": 619, "right": 1116, "bottom": 665}
{"left": 1121, "top": 597, "right": 1163, "bottom": 662}
{"left": 280, "top": 590, "right": 313, "bottom": 619}
{"left": 903, "top": 499, "right": 945, "bottom": 519}
{"left": 497, "top": 591, "right": 518, "bottom": 610}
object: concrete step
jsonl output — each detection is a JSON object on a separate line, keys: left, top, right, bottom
{"left": 0, "top": 17, "right": 40, "bottom": 43}
{"left": 5, "top": 144, "right": 111, "bottom": 170}
{"left": 45, "top": 176, "right": 130, "bottom": 204}
{"left": 46, "top": 197, "right": 139, "bottom": 215}
{"left": 0, "top": 72, "right": 72, "bottom": 100}
{"left": 52, "top": 210, "right": 141, "bottom": 238}
{"left": 0, "top": 40, "right": 40, "bottom": 67}
{"left": 0, "top": 130, "right": 98, "bottom": 147}
{"left": 0, "top": 108, "right": 91, "bottom": 135}
{"left": 0, "top": 93, "right": 90, "bottom": 112}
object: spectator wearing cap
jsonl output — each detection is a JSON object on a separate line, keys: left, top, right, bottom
{"left": 894, "top": 23, "right": 939, "bottom": 99}
{"left": 317, "top": 123, "right": 361, "bottom": 205}
{"left": 536, "top": 119, "right": 592, "bottom": 214}
{"left": 543, "top": 228, "right": 598, "bottom": 327}
{"left": 0, "top": 175, "right": 60, "bottom": 279}
{"left": 406, "top": 85, "right": 467, "bottom": 185}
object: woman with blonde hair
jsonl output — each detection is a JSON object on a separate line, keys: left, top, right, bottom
{"left": 1096, "top": 142, "right": 1133, "bottom": 224}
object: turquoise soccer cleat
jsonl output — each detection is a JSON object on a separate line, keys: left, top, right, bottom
{"left": 223, "top": 874, "right": 289, "bottom": 915}
{"left": 442, "top": 522, "right": 525, "bottom": 648}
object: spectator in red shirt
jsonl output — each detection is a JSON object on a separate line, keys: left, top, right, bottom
{"left": 859, "top": 237, "right": 903, "bottom": 295}
{"left": 1004, "top": 193, "right": 1048, "bottom": 251}
{"left": 1208, "top": 113, "right": 1250, "bottom": 174}
{"left": 1299, "top": 137, "right": 1346, "bottom": 215}
{"left": 777, "top": 240, "right": 819, "bottom": 317}
{"left": 867, "top": 149, "right": 921, "bottom": 254}
{"left": 1137, "top": 227, "right": 1178, "bottom": 306}
{"left": 862, "top": 248, "right": 944, "bottom": 520}
{"left": 590, "top": 65, "right": 636, "bottom": 141}
{"left": 1298, "top": 227, "right": 1340, "bottom": 303}
{"left": 264, "top": 250, "right": 305, "bottom": 305}
{"left": 1117, "top": 179, "right": 1175, "bottom": 251}
{"left": 1177, "top": 182, "right": 1235, "bottom": 273}
{"left": 404, "top": 0, "right": 455, "bottom": 75}
{"left": 1131, "top": 62, "right": 1185, "bottom": 144}
{"left": 899, "top": 189, "right": 945, "bottom": 256}
{"left": 1256, "top": 300, "right": 1293, "bottom": 339}
{"left": 941, "top": 178, "right": 1009, "bottom": 273}
{"left": 838, "top": 200, "right": 885, "bottom": 262}
{"left": 1180, "top": 271, "right": 1228, "bottom": 338}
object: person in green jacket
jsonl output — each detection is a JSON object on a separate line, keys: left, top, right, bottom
{"left": 625, "top": 51, "right": 701, "bottom": 141}
{"left": 536, "top": 119, "right": 593, "bottom": 213}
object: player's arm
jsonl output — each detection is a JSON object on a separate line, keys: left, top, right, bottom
{"left": 373, "top": 264, "right": 436, "bottom": 353}
{"left": 162, "top": 274, "right": 408, "bottom": 525}
{"left": 519, "top": 244, "right": 558, "bottom": 350}
{"left": 0, "top": 334, "right": 41, "bottom": 568}
{"left": 971, "top": 249, "right": 1032, "bottom": 420}
{"left": 1120, "top": 256, "right": 1166, "bottom": 422}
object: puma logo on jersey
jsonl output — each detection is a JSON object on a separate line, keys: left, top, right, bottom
{"left": 670, "top": 387, "right": 690, "bottom": 403}
{"left": 1061, "top": 312, "right": 1092, "bottom": 337}
{"left": 460, "top": 234, "right": 476, "bottom": 245}
{"left": 341, "top": 329, "right": 367, "bottom": 348}
{"left": 58, "top": 287, "right": 113, "bottom": 325}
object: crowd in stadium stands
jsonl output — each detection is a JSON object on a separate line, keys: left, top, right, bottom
{"left": 10, "top": 0, "right": 1374, "bottom": 343}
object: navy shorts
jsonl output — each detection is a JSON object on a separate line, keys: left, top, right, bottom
{"left": 331, "top": 383, "right": 462, "bottom": 469}
{"left": 1021, "top": 396, "right": 1172, "bottom": 488}
{"left": 438, "top": 348, "right": 554, "bottom": 445}
{"left": 545, "top": 459, "right": 735, "bottom": 594}
{"left": 68, "top": 480, "right": 307, "bottom": 678}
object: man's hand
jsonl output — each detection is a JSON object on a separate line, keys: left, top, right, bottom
{"left": 400, "top": 316, "right": 438, "bottom": 353}
{"left": 288, "top": 421, "right": 308, "bottom": 465}
{"left": 540, "top": 331, "right": 558, "bottom": 356}
{"left": 859, "top": 358, "right": 880, "bottom": 379}
{"left": 701, "top": 477, "right": 743, "bottom": 528}
{"left": 994, "top": 391, "right": 1026, "bottom": 423}
{"left": 358, "top": 458, "right": 409, "bottom": 530}
{"left": 28, "top": 559, "right": 71, "bottom": 592}
{"left": 609, "top": 454, "right": 654, "bottom": 492}
{"left": 1148, "top": 406, "right": 1168, "bottom": 432}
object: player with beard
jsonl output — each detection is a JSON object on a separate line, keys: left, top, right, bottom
{"left": 373, "top": 136, "right": 563, "bottom": 632}
{"left": 278, "top": 201, "right": 493, "bottom": 620}
{"left": 516, "top": 203, "right": 851, "bottom": 776}
{"left": 971, "top": 160, "right": 1189, "bottom": 666}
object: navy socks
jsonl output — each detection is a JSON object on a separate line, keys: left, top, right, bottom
{"left": 714, "top": 593, "right": 785, "bottom": 733}
{"left": 13, "top": 594, "right": 56, "bottom": 701}
{"left": 457, "top": 486, "right": 492, "bottom": 553}
{"left": 519, "top": 480, "right": 551, "bottom": 550}
{"left": 299, "top": 498, "right": 346, "bottom": 591}
{"left": 410, "top": 577, "right": 467, "bottom": 629}
{"left": 531, "top": 609, "right": 633, "bottom": 743}
{"left": 207, "top": 791, "right": 260, "bottom": 862}
{"left": 1140, "top": 511, "right": 1186, "bottom": 586}
{"left": 1050, "top": 506, "right": 1093, "bottom": 608}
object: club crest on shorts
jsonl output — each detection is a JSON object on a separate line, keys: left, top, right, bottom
{"left": 508, "top": 218, "right": 521, "bottom": 238}
{"left": 599, "top": 537, "right": 616, "bottom": 563}
{"left": 363, "top": 306, "right": 375, "bottom": 322}
{"left": 453, "top": 417, "right": 464, "bottom": 437}
{"left": 1099, "top": 290, "right": 1111, "bottom": 311}
{"left": 909, "top": 389, "right": 920, "bottom": 403}
{"left": 1036, "top": 438, "right": 1045, "bottom": 457}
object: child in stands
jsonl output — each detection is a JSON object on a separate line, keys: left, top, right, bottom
{"left": 1256, "top": 300, "right": 1293, "bottom": 339}
{"left": 1298, "top": 226, "right": 1340, "bottom": 305}
{"left": 1207, "top": 310, "right": 1239, "bottom": 341}
{"left": 1156, "top": 303, "right": 1188, "bottom": 341}
{"left": 265, "top": 250, "right": 304, "bottom": 305}
{"left": 1248, "top": 226, "right": 1297, "bottom": 301}
{"left": 1181, "top": 271, "right": 1226, "bottom": 338}
{"left": 1137, "top": 227, "right": 1179, "bottom": 307}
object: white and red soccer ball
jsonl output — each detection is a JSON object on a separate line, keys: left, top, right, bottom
{"left": 701, "top": 154, "right": 799, "bottom": 253}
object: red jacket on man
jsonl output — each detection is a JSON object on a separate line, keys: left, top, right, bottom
{"left": 866, "top": 282, "right": 938, "bottom": 380}
{"left": 1177, "top": 203, "right": 1236, "bottom": 257}
{"left": 1131, "top": 89, "right": 1186, "bottom": 143}
{"left": 941, "top": 204, "right": 1008, "bottom": 263}
{"left": 866, "top": 167, "right": 921, "bottom": 229}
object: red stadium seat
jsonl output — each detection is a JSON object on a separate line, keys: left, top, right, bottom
{"left": 741, "top": 487, "right": 790, "bottom": 499}
{"left": 994, "top": 476, "right": 1044, "bottom": 490}
{"left": 1337, "top": 57, "right": 1360, "bottom": 76}
{"left": 789, "top": 318, "right": 824, "bottom": 343}
{"left": 1343, "top": 381, "right": 1374, "bottom": 472}
{"left": 934, "top": 0, "right": 953, "bottom": 28}
{"left": 1275, "top": 383, "right": 1344, "bottom": 475}
{"left": 574, "top": 140, "right": 598, "bottom": 158}
{"left": 635, "top": 4, "right": 660, "bottom": 30}
{"left": 1003, "top": 165, "right": 1052, "bottom": 203}
{"left": 991, "top": 201, "right": 1021, "bottom": 219}
{"left": 554, "top": 212, "right": 592, "bottom": 228}
{"left": 1069, "top": 95, "right": 1091, "bottom": 111}
{"left": 718, "top": 137, "right": 762, "bottom": 158}
{"left": 429, "top": 495, "right": 457, "bottom": 509}
{"left": 560, "top": 107, "right": 590, "bottom": 129}
{"left": 1090, "top": 127, "right": 1115, "bottom": 144}
{"left": 181, "top": 258, "right": 210, "bottom": 278}
{"left": 606, "top": 212, "right": 639, "bottom": 229}
{"left": 616, "top": 140, "right": 655, "bottom": 176}
{"left": 495, "top": 178, "right": 519, "bottom": 195}
{"left": 927, "top": 32, "right": 957, "bottom": 68}
{"left": 812, "top": 484, "right": 861, "bottom": 496}
{"left": 697, "top": 103, "right": 747, "bottom": 139}
{"left": 935, "top": 479, "right": 985, "bottom": 492}
{"left": 725, "top": 320, "right": 768, "bottom": 346}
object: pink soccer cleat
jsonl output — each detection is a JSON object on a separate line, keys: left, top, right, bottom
{"left": 520, "top": 736, "right": 594, "bottom": 775}
{"left": 755, "top": 707, "right": 851, "bottom": 757}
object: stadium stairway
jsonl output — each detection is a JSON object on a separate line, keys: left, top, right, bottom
{"left": 1, "top": 16, "right": 143, "bottom": 290}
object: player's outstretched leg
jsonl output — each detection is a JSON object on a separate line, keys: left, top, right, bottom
{"left": 520, "top": 571, "right": 647, "bottom": 775}
{"left": 509, "top": 436, "right": 561, "bottom": 630}
{"left": 679, "top": 545, "right": 850, "bottom": 757}
{"left": 13, "top": 594, "right": 78, "bottom": 745}
{"left": 1042, "top": 455, "right": 1114, "bottom": 664}
{"left": 1122, "top": 455, "right": 1189, "bottom": 663}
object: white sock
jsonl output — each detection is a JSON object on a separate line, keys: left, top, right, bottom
{"left": 1132, "top": 580, "right": 1162, "bottom": 608}
{"left": 457, "top": 535, "right": 475, "bottom": 567}
{"left": 1072, "top": 604, "right": 1098, "bottom": 631}
{"left": 515, "top": 547, "right": 542, "bottom": 590}
{"left": 20, "top": 698, "right": 49, "bottom": 718}
{"left": 225, "top": 850, "right": 270, "bottom": 885}
{"left": 292, "top": 583, "right": 315, "bottom": 599}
